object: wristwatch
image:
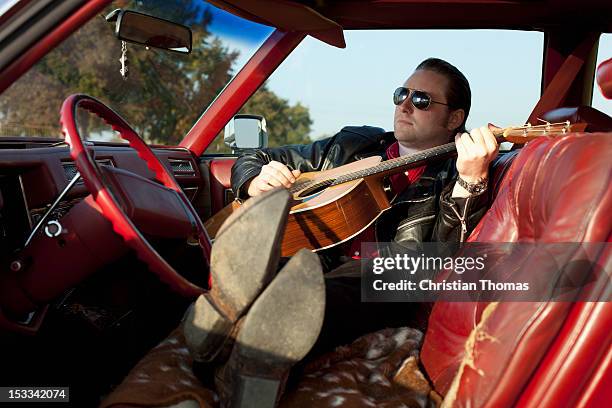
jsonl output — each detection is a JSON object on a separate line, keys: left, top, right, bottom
{"left": 457, "top": 176, "right": 488, "bottom": 194}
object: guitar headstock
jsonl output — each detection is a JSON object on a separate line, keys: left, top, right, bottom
{"left": 500, "top": 121, "right": 588, "bottom": 144}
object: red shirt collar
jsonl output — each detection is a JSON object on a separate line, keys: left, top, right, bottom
{"left": 385, "top": 141, "right": 427, "bottom": 194}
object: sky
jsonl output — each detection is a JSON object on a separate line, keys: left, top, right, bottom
{"left": 201, "top": 2, "right": 612, "bottom": 139}
{"left": 0, "top": 0, "right": 18, "bottom": 16}
{"left": 227, "top": 28, "right": 612, "bottom": 138}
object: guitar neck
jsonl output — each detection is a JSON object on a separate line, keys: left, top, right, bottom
{"left": 316, "top": 121, "right": 580, "bottom": 189}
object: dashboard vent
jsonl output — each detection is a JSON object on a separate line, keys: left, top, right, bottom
{"left": 168, "top": 159, "right": 196, "bottom": 177}
{"left": 62, "top": 162, "right": 78, "bottom": 181}
{"left": 62, "top": 159, "right": 114, "bottom": 181}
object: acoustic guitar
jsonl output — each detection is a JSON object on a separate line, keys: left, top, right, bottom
{"left": 204, "top": 121, "right": 586, "bottom": 257}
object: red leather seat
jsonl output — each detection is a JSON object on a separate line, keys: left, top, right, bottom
{"left": 208, "top": 158, "right": 235, "bottom": 214}
{"left": 489, "top": 149, "right": 519, "bottom": 199}
{"left": 421, "top": 132, "right": 611, "bottom": 407}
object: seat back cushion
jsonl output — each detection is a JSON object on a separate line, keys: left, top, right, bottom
{"left": 421, "top": 132, "right": 611, "bottom": 407}
{"left": 207, "top": 158, "right": 236, "bottom": 214}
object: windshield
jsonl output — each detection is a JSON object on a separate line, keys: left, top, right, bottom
{"left": 0, "top": 0, "right": 273, "bottom": 144}
{"left": 0, "top": 0, "right": 20, "bottom": 16}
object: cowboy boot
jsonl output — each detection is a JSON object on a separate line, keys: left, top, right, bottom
{"left": 216, "top": 248, "right": 326, "bottom": 408}
{"left": 183, "top": 188, "right": 291, "bottom": 363}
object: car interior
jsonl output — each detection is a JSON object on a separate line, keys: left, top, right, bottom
{"left": 0, "top": 1, "right": 610, "bottom": 407}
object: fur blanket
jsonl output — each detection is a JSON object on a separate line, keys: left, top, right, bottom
{"left": 282, "top": 327, "right": 441, "bottom": 408}
{"left": 101, "top": 327, "right": 441, "bottom": 408}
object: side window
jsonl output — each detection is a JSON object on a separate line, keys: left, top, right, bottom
{"left": 204, "top": 84, "right": 313, "bottom": 154}
{"left": 213, "top": 29, "right": 543, "bottom": 154}
{"left": 593, "top": 34, "right": 612, "bottom": 114}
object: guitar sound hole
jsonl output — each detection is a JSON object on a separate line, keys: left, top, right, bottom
{"left": 296, "top": 180, "right": 333, "bottom": 200}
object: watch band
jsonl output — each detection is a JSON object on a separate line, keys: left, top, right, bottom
{"left": 457, "top": 176, "right": 488, "bottom": 194}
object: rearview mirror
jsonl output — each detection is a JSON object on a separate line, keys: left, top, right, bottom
{"left": 106, "top": 9, "right": 192, "bottom": 54}
{"left": 224, "top": 115, "right": 268, "bottom": 152}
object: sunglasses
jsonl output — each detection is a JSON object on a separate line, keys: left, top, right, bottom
{"left": 393, "top": 87, "right": 449, "bottom": 110}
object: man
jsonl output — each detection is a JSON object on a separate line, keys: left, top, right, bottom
{"left": 229, "top": 58, "right": 499, "bottom": 349}
{"left": 184, "top": 58, "right": 499, "bottom": 407}
{"left": 232, "top": 58, "right": 498, "bottom": 248}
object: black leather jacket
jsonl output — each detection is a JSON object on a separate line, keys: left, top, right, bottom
{"left": 231, "top": 126, "right": 489, "bottom": 250}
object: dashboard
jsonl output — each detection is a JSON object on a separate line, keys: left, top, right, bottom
{"left": 0, "top": 138, "right": 203, "bottom": 266}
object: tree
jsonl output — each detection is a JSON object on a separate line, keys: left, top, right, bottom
{"left": 205, "top": 85, "right": 313, "bottom": 153}
{"left": 0, "top": 0, "right": 312, "bottom": 148}
{"left": 243, "top": 86, "right": 312, "bottom": 147}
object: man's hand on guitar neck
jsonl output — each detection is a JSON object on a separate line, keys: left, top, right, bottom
{"left": 247, "top": 160, "right": 302, "bottom": 197}
{"left": 452, "top": 124, "right": 500, "bottom": 198}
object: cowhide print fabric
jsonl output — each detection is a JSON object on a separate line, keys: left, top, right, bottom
{"left": 281, "top": 327, "right": 442, "bottom": 408}
{"left": 100, "top": 328, "right": 219, "bottom": 408}
{"left": 101, "top": 326, "right": 440, "bottom": 408}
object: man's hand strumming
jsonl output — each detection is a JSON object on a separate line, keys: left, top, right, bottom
{"left": 247, "top": 160, "right": 301, "bottom": 197}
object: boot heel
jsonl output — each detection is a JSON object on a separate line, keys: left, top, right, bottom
{"left": 232, "top": 375, "right": 282, "bottom": 408}
{"left": 183, "top": 294, "right": 233, "bottom": 362}
{"left": 222, "top": 249, "right": 326, "bottom": 407}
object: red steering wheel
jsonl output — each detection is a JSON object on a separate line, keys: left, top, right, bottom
{"left": 60, "top": 94, "right": 211, "bottom": 297}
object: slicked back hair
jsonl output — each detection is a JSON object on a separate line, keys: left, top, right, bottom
{"left": 416, "top": 58, "right": 471, "bottom": 134}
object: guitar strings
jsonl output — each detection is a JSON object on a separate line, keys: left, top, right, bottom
{"left": 289, "top": 122, "right": 570, "bottom": 197}
{"left": 291, "top": 142, "right": 455, "bottom": 196}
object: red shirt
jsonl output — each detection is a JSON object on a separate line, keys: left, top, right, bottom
{"left": 386, "top": 141, "right": 427, "bottom": 193}
{"left": 349, "top": 141, "right": 427, "bottom": 258}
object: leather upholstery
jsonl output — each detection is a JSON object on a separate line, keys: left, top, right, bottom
{"left": 489, "top": 150, "right": 519, "bottom": 199}
{"left": 421, "top": 133, "right": 611, "bottom": 407}
{"left": 517, "top": 289, "right": 612, "bottom": 407}
{"left": 596, "top": 57, "right": 612, "bottom": 99}
{"left": 208, "top": 158, "right": 235, "bottom": 214}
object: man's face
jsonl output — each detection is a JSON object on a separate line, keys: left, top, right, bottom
{"left": 393, "top": 69, "right": 455, "bottom": 149}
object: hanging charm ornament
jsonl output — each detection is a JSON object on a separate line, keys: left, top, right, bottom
{"left": 119, "top": 40, "right": 128, "bottom": 80}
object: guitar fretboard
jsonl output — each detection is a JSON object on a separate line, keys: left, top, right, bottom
{"left": 288, "top": 140, "right": 460, "bottom": 195}
{"left": 289, "top": 121, "right": 574, "bottom": 196}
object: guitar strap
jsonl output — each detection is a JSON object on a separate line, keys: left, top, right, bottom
{"left": 527, "top": 33, "right": 599, "bottom": 124}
